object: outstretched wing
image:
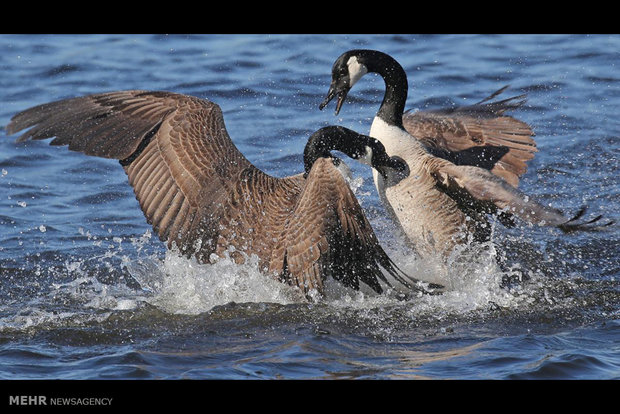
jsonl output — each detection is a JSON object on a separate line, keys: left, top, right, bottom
{"left": 403, "top": 86, "right": 536, "bottom": 187}
{"left": 5, "top": 90, "right": 286, "bottom": 265}
{"left": 429, "top": 158, "right": 613, "bottom": 232}
{"left": 281, "top": 157, "right": 423, "bottom": 297}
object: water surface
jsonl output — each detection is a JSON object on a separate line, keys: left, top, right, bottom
{"left": 0, "top": 35, "right": 618, "bottom": 385}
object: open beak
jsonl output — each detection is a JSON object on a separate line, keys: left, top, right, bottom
{"left": 319, "top": 84, "right": 349, "bottom": 115}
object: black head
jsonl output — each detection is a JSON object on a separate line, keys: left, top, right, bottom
{"left": 320, "top": 49, "right": 400, "bottom": 115}
{"left": 319, "top": 49, "right": 408, "bottom": 126}
{"left": 319, "top": 50, "right": 370, "bottom": 115}
{"left": 353, "top": 134, "right": 409, "bottom": 180}
{"left": 303, "top": 126, "right": 407, "bottom": 178}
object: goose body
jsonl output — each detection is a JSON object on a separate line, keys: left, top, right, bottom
{"left": 321, "top": 49, "right": 612, "bottom": 259}
{"left": 368, "top": 116, "right": 473, "bottom": 256}
{"left": 6, "top": 90, "right": 423, "bottom": 299}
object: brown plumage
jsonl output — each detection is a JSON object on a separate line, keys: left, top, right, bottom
{"left": 6, "top": 90, "right": 427, "bottom": 299}
{"left": 402, "top": 85, "right": 536, "bottom": 187}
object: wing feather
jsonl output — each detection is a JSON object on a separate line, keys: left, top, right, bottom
{"left": 6, "top": 90, "right": 271, "bottom": 263}
{"left": 282, "top": 158, "right": 421, "bottom": 297}
{"left": 403, "top": 87, "right": 536, "bottom": 187}
{"left": 429, "top": 159, "right": 613, "bottom": 232}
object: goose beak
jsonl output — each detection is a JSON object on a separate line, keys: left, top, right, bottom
{"left": 319, "top": 83, "right": 349, "bottom": 115}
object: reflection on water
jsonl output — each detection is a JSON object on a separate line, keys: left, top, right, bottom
{"left": 392, "top": 342, "right": 486, "bottom": 379}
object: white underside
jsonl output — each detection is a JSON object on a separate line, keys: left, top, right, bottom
{"left": 368, "top": 116, "right": 446, "bottom": 255}
{"left": 369, "top": 117, "right": 413, "bottom": 155}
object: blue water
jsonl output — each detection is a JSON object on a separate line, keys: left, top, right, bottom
{"left": 0, "top": 34, "right": 618, "bottom": 383}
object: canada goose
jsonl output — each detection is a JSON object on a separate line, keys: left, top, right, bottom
{"left": 5, "top": 90, "right": 427, "bottom": 299}
{"left": 320, "top": 49, "right": 612, "bottom": 259}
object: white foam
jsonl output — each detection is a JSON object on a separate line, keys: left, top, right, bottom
{"left": 125, "top": 250, "right": 303, "bottom": 315}
{"left": 383, "top": 234, "right": 539, "bottom": 317}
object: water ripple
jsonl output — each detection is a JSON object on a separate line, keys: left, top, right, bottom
{"left": 0, "top": 34, "right": 618, "bottom": 381}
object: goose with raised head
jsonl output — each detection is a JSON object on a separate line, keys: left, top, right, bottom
{"left": 320, "top": 49, "right": 612, "bottom": 259}
{"left": 6, "top": 90, "right": 428, "bottom": 299}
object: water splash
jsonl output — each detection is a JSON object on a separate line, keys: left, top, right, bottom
{"left": 0, "top": 214, "right": 604, "bottom": 336}
{"left": 125, "top": 250, "right": 303, "bottom": 315}
{"left": 0, "top": 274, "right": 141, "bottom": 332}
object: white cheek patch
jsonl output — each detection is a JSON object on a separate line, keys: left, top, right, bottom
{"left": 358, "top": 145, "right": 373, "bottom": 166}
{"left": 346, "top": 56, "right": 368, "bottom": 87}
{"left": 334, "top": 158, "right": 353, "bottom": 181}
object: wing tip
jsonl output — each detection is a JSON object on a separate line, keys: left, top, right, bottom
{"left": 557, "top": 206, "right": 615, "bottom": 233}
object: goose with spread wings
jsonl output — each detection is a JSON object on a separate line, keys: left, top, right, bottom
{"left": 6, "top": 90, "right": 429, "bottom": 299}
{"left": 320, "top": 49, "right": 612, "bottom": 259}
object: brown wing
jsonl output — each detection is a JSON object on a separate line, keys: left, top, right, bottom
{"left": 403, "top": 86, "right": 536, "bottom": 187}
{"left": 280, "top": 157, "right": 420, "bottom": 297}
{"left": 5, "top": 90, "right": 293, "bottom": 266}
{"left": 429, "top": 158, "right": 613, "bottom": 232}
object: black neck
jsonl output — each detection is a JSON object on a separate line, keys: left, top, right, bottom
{"left": 304, "top": 126, "right": 410, "bottom": 180}
{"left": 355, "top": 50, "right": 408, "bottom": 128}
{"left": 303, "top": 126, "right": 365, "bottom": 176}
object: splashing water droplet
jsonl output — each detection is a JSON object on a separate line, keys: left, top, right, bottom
{"left": 125, "top": 250, "right": 303, "bottom": 315}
